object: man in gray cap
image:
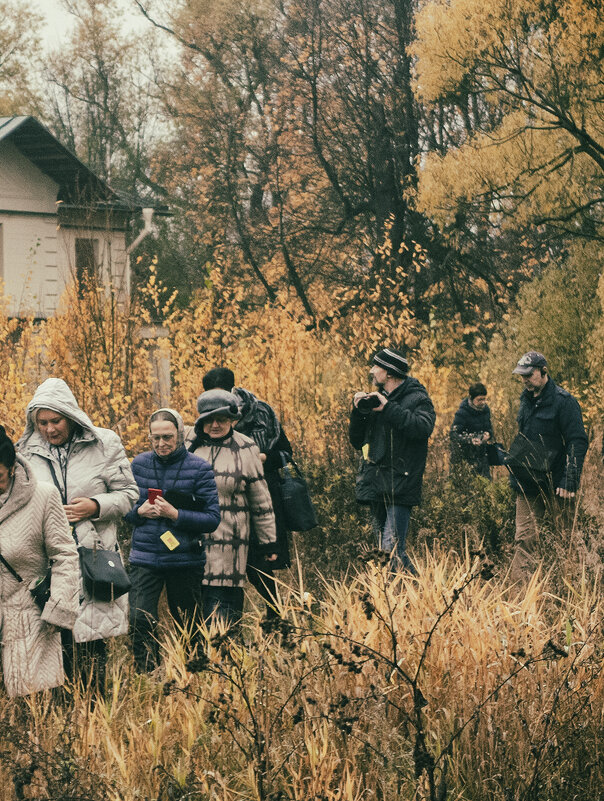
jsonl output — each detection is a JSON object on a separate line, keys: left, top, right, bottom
{"left": 506, "top": 350, "right": 588, "bottom": 582}
{"left": 349, "top": 348, "right": 436, "bottom": 573}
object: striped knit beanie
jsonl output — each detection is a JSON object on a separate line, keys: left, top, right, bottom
{"left": 372, "top": 348, "right": 409, "bottom": 378}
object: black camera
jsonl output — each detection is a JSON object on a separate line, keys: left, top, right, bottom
{"left": 357, "top": 394, "right": 381, "bottom": 412}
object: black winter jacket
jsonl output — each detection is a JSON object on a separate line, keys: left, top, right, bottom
{"left": 450, "top": 397, "right": 494, "bottom": 478}
{"left": 508, "top": 378, "right": 588, "bottom": 495}
{"left": 231, "top": 388, "right": 293, "bottom": 569}
{"left": 349, "top": 377, "right": 436, "bottom": 507}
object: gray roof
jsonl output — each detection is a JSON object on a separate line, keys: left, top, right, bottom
{"left": 0, "top": 116, "right": 139, "bottom": 211}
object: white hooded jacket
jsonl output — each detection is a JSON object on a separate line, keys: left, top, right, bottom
{"left": 18, "top": 378, "right": 138, "bottom": 643}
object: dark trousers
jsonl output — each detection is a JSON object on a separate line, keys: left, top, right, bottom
{"left": 129, "top": 564, "right": 204, "bottom": 672}
{"left": 61, "top": 629, "right": 107, "bottom": 692}
{"left": 246, "top": 563, "right": 279, "bottom": 619}
{"left": 202, "top": 586, "right": 244, "bottom": 628}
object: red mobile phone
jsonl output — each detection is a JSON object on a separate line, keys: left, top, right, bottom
{"left": 148, "top": 488, "right": 163, "bottom": 505}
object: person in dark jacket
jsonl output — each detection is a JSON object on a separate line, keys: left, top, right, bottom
{"left": 126, "top": 408, "right": 220, "bottom": 672}
{"left": 450, "top": 382, "right": 494, "bottom": 479}
{"left": 201, "top": 367, "right": 292, "bottom": 619}
{"left": 506, "top": 351, "right": 588, "bottom": 583}
{"left": 350, "top": 348, "right": 436, "bottom": 573}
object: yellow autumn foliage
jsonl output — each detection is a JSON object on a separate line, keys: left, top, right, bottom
{"left": 413, "top": 0, "right": 603, "bottom": 108}
{"left": 412, "top": 0, "right": 604, "bottom": 234}
{"left": 0, "top": 259, "right": 463, "bottom": 463}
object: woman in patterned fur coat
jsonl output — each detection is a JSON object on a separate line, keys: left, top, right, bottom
{"left": 189, "top": 389, "right": 277, "bottom": 627}
{"left": 0, "top": 426, "right": 79, "bottom": 697}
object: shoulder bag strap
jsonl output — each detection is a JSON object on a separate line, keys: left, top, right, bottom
{"left": 47, "top": 461, "right": 79, "bottom": 545}
{"left": 0, "top": 552, "right": 23, "bottom": 583}
{"left": 47, "top": 461, "right": 67, "bottom": 504}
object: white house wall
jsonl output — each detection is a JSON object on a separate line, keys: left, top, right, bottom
{"left": 0, "top": 141, "right": 58, "bottom": 214}
{"left": 0, "top": 140, "right": 59, "bottom": 316}
{"left": 0, "top": 139, "right": 129, "bottom": 317}
{"left": 57, "top": 226, "right": 128, "bottom": 295}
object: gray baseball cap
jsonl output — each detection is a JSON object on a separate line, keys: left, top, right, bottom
{"left": 512, "top": 351, "right": 547, "bottom": 375}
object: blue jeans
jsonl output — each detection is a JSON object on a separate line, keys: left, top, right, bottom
{"left": 371, "top": 501, "right": 415, "bottom": 573}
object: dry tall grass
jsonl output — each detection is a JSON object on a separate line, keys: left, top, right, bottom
{"left": 1, "top": 550, "right": 601, "bottom": 801}
{"left": 1, "top": 271, "right": 603, "bottom": 799}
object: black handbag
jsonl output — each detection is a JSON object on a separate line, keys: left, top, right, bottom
{"left": 30, "top": 568, "right": 52, "bottom": 611}
{"left": 78, "top": 545, "right": 131, "bottom": 603}
{"left": 486, "top": 442, "right": 507, "bottom": 466}
{"left": 504, "top": 433, "right": 558, "bottom": 487}
{"left": 163, "top": 489, "right": 207, "bottom": 511}
{"left": 0, "top": 552, "right": 51, "bottom": 612}
{"left": 279, "top": 453, "right": 318, "bottom": 532}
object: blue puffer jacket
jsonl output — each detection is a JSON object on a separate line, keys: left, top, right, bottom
{"left": 126, "top": 446, "right": 220, "bottom": 569}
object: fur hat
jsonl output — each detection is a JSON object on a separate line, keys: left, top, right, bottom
{"left": 196, "top": 389, "right": 240, "bottom": 422}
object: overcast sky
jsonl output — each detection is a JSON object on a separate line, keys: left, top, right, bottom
{"left": 33, "top": 0, "right": 146, "bottom": 49}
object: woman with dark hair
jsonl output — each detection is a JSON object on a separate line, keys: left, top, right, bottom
{"left": 0, "top": 425, "right": 79, "bottom": 697}
{"left": 126, "top": 408, "right": 220, "bottom": 672}
{"left": 189, "top": 389, "right": 278, "bottom": 626}
{"left": 18, "top": 378, "right": 139, "bottom": 691}
{"left": 450, "top": 382, "right": 494, "bottom": 479}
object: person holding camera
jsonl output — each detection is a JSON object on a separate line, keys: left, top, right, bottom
{"left": 506, "top": 351, "right": 588, "bottom": 583}
{"left": 449, "top": 382, "right": 494, "bottom": 479}
{"left": 350, "top": 348, "right": 436, "bottom": 573}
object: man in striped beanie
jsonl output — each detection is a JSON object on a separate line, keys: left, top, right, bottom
{"left": 349, "top": 347, "right": 436, "bottom": 573}
{"left": 371, "top": 348, "right": 409, "bottom": 380}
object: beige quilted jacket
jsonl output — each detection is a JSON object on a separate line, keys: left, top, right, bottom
{"left": 0, "top": 457, "right": 79, "bottom": 697}
{"left": 18, "top": 378, "right": 139, "bottom": 643}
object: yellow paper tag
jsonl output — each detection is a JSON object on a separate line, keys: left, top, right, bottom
{"left": 362, "top": 443, "right": 370, "bottom": 460}
{"left": 160, "top": 531, "right": 180, "bottom": 551}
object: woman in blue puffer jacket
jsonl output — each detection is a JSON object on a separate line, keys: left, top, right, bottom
{"left": 126, "top": 408, "right": 220, "bottom": 672}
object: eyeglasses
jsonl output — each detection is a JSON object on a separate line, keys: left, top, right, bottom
{"left": 149, "top": 434, "right": 176, "bottom": 444}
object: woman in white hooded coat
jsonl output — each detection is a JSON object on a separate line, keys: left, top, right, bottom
{"left": 0, "top": 426, "right": 79, "bottom": 697}
{"left": 18, "top": 378, "right": 138, "bottom": 690}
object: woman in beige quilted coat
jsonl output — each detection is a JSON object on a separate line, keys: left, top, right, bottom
{"left": 0, "top": 426, "right": 79, "bottom": 697}
{"left": 18, "top": 378, "right": 138, "bottom": 691}
{"left": 189, "top": 389, "right": 277, "bottom": 626}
